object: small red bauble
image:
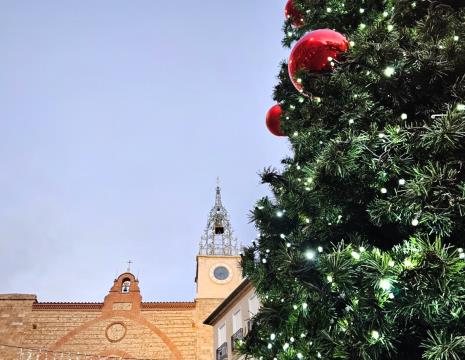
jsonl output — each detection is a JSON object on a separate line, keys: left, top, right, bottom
{"left": 266, "top": 104, "right": 285, "bottom": 137}
{"left": 288, "top": 29, "right": 349, "bottom": 92}
{"left": 285, "top": 0, "right": 304, "bottom": 28}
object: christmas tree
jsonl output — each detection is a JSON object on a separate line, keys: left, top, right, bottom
{"left": 241, "top": 0, "right": 465, "bottom": 359}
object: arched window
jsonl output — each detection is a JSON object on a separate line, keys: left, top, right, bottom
{"left": 121, "top": 278, "right": 131, "bottom": 293}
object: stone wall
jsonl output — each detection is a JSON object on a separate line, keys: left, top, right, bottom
{"left": 0, "top": 272, "right": 220, "bottom": 360}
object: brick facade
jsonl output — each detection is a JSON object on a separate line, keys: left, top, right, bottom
{"left": 0, "top": 273, "right": 225, "bottom": 360}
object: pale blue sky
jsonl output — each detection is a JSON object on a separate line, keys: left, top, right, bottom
{"left": 0, "top": 1, "right": 289, "bottom": 302}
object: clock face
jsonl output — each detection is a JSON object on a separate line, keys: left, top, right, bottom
{"left": 213, "top": 266, "right": 230, "bottom": 281}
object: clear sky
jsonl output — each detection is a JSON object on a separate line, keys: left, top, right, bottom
{"left": 0, "top": 1, "right": 289, "bottom": 302}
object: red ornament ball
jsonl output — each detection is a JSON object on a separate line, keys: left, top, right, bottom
{"left": 266, "top": 104, "right": 285, "bottom": 137}
{"left": 288, "top": 29, "right": 349, "bottom": 92}
{"left": 285, "top": 0, "right": 304, "bottom": 28}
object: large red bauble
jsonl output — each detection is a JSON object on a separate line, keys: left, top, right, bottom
{"left": 285, "top": 0, "right": 304, "bottom": 28}
{"left": 288, "top": 29, "right": 349, "bottom": 92}
{"left": 266, "top": 104, "right": 285, "bottom": 137}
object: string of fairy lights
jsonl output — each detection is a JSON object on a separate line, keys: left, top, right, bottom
{"left": 0, "top": 343, "right": 162, "bottom": 360}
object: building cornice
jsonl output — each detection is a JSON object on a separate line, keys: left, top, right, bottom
{"left": 31, "top": 301, "right": 196, "bottom": 311}
{"left": 203, "top": 278, "right": 252, "bottom": 325}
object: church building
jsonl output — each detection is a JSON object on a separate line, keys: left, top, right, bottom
{"left": 0, "top": 184, "right": 243, "bottom": 360}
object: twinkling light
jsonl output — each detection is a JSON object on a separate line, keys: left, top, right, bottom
{"left": 293, "top": 131, "right": 299, "bottom": 137}
{"left": 270, "top": 333, "right": 276, "bottom": 340}
{"left": 351, "top": 251, "right": 361, "bottom": 260}
{"left": 305, "top": 250, "right": 316, "bottom": 260}
{"left": 277, "top": 210, "right": 284, "bottom": 217}
{"left": 318, "top": 246, "right": 323, "bottom": 253}
{"left": 404, "top": 258, "right": 413, "bottom": 267}
{"left": 387, "top": 24, "right": 394, "bottom": 31}
{"left": 360, "top": 23, "right": 366, "bottom": 29}
{"left": 399, "top": 179, "right": 406, "bottom": 185}
{"left": 327, "top": 274, "right": 333, "bottom": 283}
{"left": 383, "top": 11, "right": 389, "bottom": 17}
{"left": 262, "top": 258, "right": 267, "bottom": 264}
{"left": 349, "top": 119, "right": 354, "bottom": 124}
{"left": 454, "top": 35, "right": 459, "bottom": 41}
{"left": 412, "top": 218, "right": 419, "bottom": 226}
{"left": 280, "top": 234, "right": 286, "bottom": 239}
{"left": 401, "top": 113, "right": 408, "bottom": 120}
{"left": 290, "top": 337, "right": 295, "bottom": 343}
{"left": 379, "top": 278, "right": 392, "bottom": 291}
{"left": 383, "top": 66, "right": 395, "bottom": 77}
{"left": 359, "top": 246, "right": 366, "bottom": 252}
{"left": 457, "top": 104, "right": 465, "bottom": 111}
{"left": 381, "top": 188, "right": 387, "bottom": 194}
{"left": 371, "top": 330, "right": 380, "bottom": 340}
{"left": 349, "top": 40, "right": 355, "bottom": 47}
{"left": 302, "top": 302, "right": 308, "bottom": 309}
{"left": 283, "top": 343, "right": 290, "bottom": 350}
{"left": 267, "top": 343, "right": 272, "bottom": 349}
{"left": 297, "top": 353, "right": 303, "bottom": 359}
{"left": 359, "top": 8, "right": 365, "bottom": 13}
{"left": 388, "top": 260, "right": 395, "bottom": 267}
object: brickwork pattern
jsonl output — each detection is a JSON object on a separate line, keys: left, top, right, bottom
{"left": 0, "top": 273, "right": 224, "bottom": 360}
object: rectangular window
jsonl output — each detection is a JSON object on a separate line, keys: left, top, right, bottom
{"left": 232, "top": 309, "right": 242, "bottom": 333}
{"left": 218, "top": 323, "right": 226, "bottom": 345}
{"left": 248, "top": 293, "right": 259, "bottom": 317}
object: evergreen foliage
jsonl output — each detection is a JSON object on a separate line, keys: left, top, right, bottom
{"left": 241, "top": 0, "right": 465, "bottom": 358}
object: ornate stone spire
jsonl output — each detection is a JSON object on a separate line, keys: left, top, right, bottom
{"left": 199, "top": 179, "right": 239, "bottom": 256}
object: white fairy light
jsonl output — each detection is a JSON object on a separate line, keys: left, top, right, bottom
{"left": 381, "top": 188, "right": 387, "bottom": 194}
{"left": 457, "top": 104, "right": 465, "bottom": 111}
{"left": 327, "top": 274, "right": 333, "bottom": 283}
{"left": 318, "top": 246, "right": 323, "bottom": 253}
{"left": 326, "top": 7, "right": 332, "bottom": 12}
{"left": 262, "top": 258, "right": 267, "bottom": 264}
{"left": 399, "top": 179, "right": 406, "bottom": 185}
{"left": 359, "top": 8, "right": 365, "bottom": 13}
{"left": 404, "top": 258, "right": 413, "bottom": 267}
{"left": 270, "top": 333, "right": 276, "bottom": 340}
{"left": 349, "top": 119, "right": 354, "bottom": 124}
{"left": 401, "top": 113, "right": 408, "bottom": 120}
{"left": 383, "top": 11, "right": 389, "bottom": 17}
{"left": 383, "top": 66, "right": 395, "bottom": 77}
{"left": 454, "top": 35, "right": 459, "bottom": 41}
{"left": 305, "top": 249, "right": 316, "bottom": 260}
{"left": 297, "top": 353, "right": 303, "bottom": 359}
{"left": 411, "top": 218, "right": 419, "bottom": 226}
{"left": 349, "top": 40, "right": 355, "bottom": 47}
{"left": 360, "top": 23, "right": 366, "bottom": 30}
{"left": 371, "top": 330, "right": 380, "bottom": 340}
{"left": 286, "top": 242, "right": 291, "bottom": 248}
{"left": 290, "top": 337, "right": 295, "bottom": 343}
{"left": 277, "top": 210, "right": 284, "bottom": 217}
{"left": 387, "top": 24, "right": 394, "bottom": 31}
{"left": 280, "top": 234, "right": 286, "bottom": 239}
{"left": 283, "top": 343, "right": 290, "bottom": 350}
{"left": 388, "top": 260, "right": 395, "bottom": 267}
{"left": 267, "top": 343, "right": 272, "bottom": 349}
{"left": 351, "top": 251, "right": 361, "bottom": 260}
{"left": 302, "top": 302, "right": 308, "bottom": 309}
{"left": 379, "top": 278, "right": 392, "bottom": 291}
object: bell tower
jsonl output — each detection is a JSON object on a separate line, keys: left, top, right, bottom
{"left": 195, "top": 179, "right": 242, "bottom": 299}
